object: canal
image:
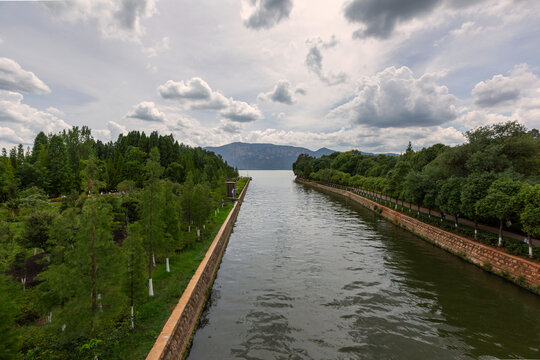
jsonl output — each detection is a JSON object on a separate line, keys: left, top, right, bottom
{"left": 187, "top": 170, "right": 540, "bottom": 359}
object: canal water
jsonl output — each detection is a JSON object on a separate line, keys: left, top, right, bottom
{"left": 187, "top": 170, "right": 540, "bottom": 359}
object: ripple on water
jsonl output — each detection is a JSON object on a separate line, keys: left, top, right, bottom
{"left": 187, "top": 171, "right": 540, "bottom": 360}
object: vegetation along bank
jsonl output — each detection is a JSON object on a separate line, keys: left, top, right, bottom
{"left": 0, "top": 127, "right": 240, "bottom": 359}
{"left": 293, "top": 121, "right": 540, "bottom": 292}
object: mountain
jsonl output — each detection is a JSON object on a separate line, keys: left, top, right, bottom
{"left": 204, "top": 142, "right": 336, "bottom": 170}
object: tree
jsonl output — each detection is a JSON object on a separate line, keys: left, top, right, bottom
{"left": 122, "top": 222, "right": 147, "bottom": 328}
{"left": 41, "top": 196, "right": 125, "bottom": 339}
{"left": 138, "top": 147, "right": 164, "bottom": 296}
{"left": 161, "top": 181, "right": 181, "bottom": 272}
{"left": 460, "top": 172, "right": 496, "bottom": 238}
{"left": 20, "top": 208, "right": 56, "bottom": 255}
{"left": 191, "top": 183, "right": 211, "bottom": 241}
{"left": 514, "top": 183, "right": 540, "bottom": 257}
{"left": 436, "top": 177, "right": 464, "bottom": 228}
{"left": 46, "top": 135, "right": 70, "bottom": 196}
{"left": 476, "top": 178, "right": 522, "bottom": 247}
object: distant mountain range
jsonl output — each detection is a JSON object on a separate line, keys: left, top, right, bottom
{"left": 204, "top": 142, "right": 335, "bottom": 170}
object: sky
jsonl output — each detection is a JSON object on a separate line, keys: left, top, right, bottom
{"left": 0, "top": 0, "right": 539, "bottom": 153}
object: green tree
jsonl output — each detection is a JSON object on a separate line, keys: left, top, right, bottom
{"left": 514, "top": 183, "right": 540, "bottom": 257}
{"left": 476, "top": 178, "right": 522, "bottom": 246}
{"left": 161, "top": 181, "right": 181, "bottom": 271}
{"left": 21, "top": 208, "right": 56, "bottom": 255}
{"left": 46, "top": 135, "right": 70, "bottom": 196}
{"left": 460, "top": 173, "right": 496, "bottom": 238}
{"left": 138, "top": 147, "right": 164, "bottom": 296}
{"left": 436, "top": 177, "right": 464, "bottom": 227}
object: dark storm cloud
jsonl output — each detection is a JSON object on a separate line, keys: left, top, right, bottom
{"left": 244, "top": 0, "right": 293, "bottom": 30}
{"left": 343, "top": 0, "right": 442, "bottom": 39}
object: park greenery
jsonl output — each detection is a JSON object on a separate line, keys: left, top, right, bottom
{"left": 0, "top": 127, "right": 239, "bottom": 359}
{"left": 293, "top": 121, "right": 540, "bottom": 260}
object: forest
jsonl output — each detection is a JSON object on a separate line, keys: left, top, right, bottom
{"left": 293, "top": 121, "right": 540, "bottom": 260}
{"left": 0, "top": 127, "right": 239, "bottom": 359}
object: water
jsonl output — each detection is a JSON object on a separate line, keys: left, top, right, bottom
{"left": 187, "top": 170, "right": 540, "bottom": 359}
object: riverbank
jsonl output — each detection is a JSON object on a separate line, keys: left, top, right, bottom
{"left": 297, "top": 178, "right": 540, "bottom": 294}
{"left": 146, "top": 177, "right": 250, "bottom": 360}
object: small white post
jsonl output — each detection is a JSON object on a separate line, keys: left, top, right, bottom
{"left": 166, "top": 257, "right": 170, "bottom": 273}
{"left": 149, "top": 278, "right": 154, "bottom": 297}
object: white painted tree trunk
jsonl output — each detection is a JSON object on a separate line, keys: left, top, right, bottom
{"left": 196, "top": 227, "right": 200, "bottom": 240}
{"left": 528, "top": 234, "right": 533, "bottom": 258}
{"left": 203, "top": 224, "right": 205, "bottom": 229}
{"left": 474, "top": 229, "right": 478, "bottom": 238}
{"left": 21, "top": 277, "right": 26, "bottom": 290}
{"left": 98, "top": 293, "right": 103, "bottom": 312}
{"left": 34, "top": 248, "right": 37, "bottom": 256}
{"left": 152, "top": 253, "right": 156, "bottom": 267}
{"left": 62, "top": 324, "right": 66, "bottom": 332}
{"left": 131, "top": 306, "right": 134, "bottom": 329}
{"left": 166, "top": 257, "right": 170, "bottom": 272}
{"left": 149, "top": 278, "right": 154, "bottom": 296}
{"left": 47, "top": 312, "right": 52, "bottom": 322}
{"left": 498, "top": 236, "right": 502, "bottom": 247}
{"left": 188, "top": 225, "right": 191, "bottom": 232}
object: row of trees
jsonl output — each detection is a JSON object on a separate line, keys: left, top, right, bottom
{"left": 0, "top": 126, "right": 236, "bottom": 200}
{"left": 293, "top": 121, "right": 540, "bottom": 257}
{"left": 0, "top": 128, "right": 238, "bottom": 358}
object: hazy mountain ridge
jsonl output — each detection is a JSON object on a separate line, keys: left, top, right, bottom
{"left": 204, "top": 142, "right": 335, "bottom": 170}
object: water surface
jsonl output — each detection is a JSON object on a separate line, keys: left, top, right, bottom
{"left": 188, "top": 170, "right": 540, "bottom": 359}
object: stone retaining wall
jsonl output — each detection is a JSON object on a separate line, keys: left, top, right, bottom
{"left": 146, "top": 179, "right": 250, "bottom": 360}
{"left": 297, "top": 178, "right": 540, "bottom": 291}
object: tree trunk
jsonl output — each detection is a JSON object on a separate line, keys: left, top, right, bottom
{"left": 528, "top": 233, "right": 533, "bottom": 258}
{"left": 166, "top": 250, "right": 170, "bottom": 273}
{"left": 498, "top": 220, "right": 503, "bottom": 247}
{"left": 455, "top": 214, "right": 458, "bottom": 228}
{"left": 196, "top": 227, "right": 201, "bottom": 241}
{"left": 474, "top": 220, "right": 478, "bottom": 239}
{"left": 148, "top": 184, "right": 154, "bottom": 296}
{"left": 131, "top": 305, "right": 134, "bottom": 329}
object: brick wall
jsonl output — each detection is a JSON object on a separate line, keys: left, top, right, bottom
{"left": 146, "top": 179, "right": 250, "bottom": 360}
{"left": 297, "top": 178, "right": 540, "bottom": 291}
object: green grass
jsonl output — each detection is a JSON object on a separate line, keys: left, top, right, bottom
{"left": 103, "top": 202, "right": 234, "bottom": 359}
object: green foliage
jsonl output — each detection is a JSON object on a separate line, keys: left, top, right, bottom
{"left": 20, "top": 208, "right": 57, "bottom": 251}
{"left": 0, "top": 274, "right": 21, "bottom": 359}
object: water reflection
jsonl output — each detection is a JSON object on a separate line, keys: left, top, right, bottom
{"left": 187, "top": 171, "right": 540, "bottom": 360}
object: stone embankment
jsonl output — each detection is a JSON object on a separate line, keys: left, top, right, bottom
{"left": 297, "top": 178, "right": 540, "bottom": 292}
{"left": 146, "top": 179, "right": 250, "bottom": 360}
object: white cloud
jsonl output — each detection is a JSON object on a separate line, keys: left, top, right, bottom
{"left": 0, "top": 57, "right": 51, "bottom": 94}
{"left": 219, "top": 100, "right": 263, "bottom": 122}
{"left": 472, "top": 64, "right": 539, "bottom": 108}
{"left": 159, "top": 77, "right": 263, "bottom": 122}
{"left": 93, "top": 120, "right": 128, "bottom": 142}
{"left": 45, "top": 0, "right": 158, "bottom": 41}
{"left": 142, "top": 36, "right": 169, "bottom": 57}
{"left": 125, "top": 101, "right": 166, "bottom": 122}
{"left": 0, "top": 90, "right": 70, "bottom": 147}
{"left": 329, "top": 66, "right": 457, "bottom": 128}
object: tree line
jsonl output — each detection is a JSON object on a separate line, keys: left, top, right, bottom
{"left": 0, "top": 128, "right": 238, "bottom": 359}
{"left": 293, "top": 121, "right": 540, "bottom": 258}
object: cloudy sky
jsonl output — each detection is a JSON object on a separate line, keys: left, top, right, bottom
{"left": 1, "top": 0, "right": 539, "bottom": 152}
